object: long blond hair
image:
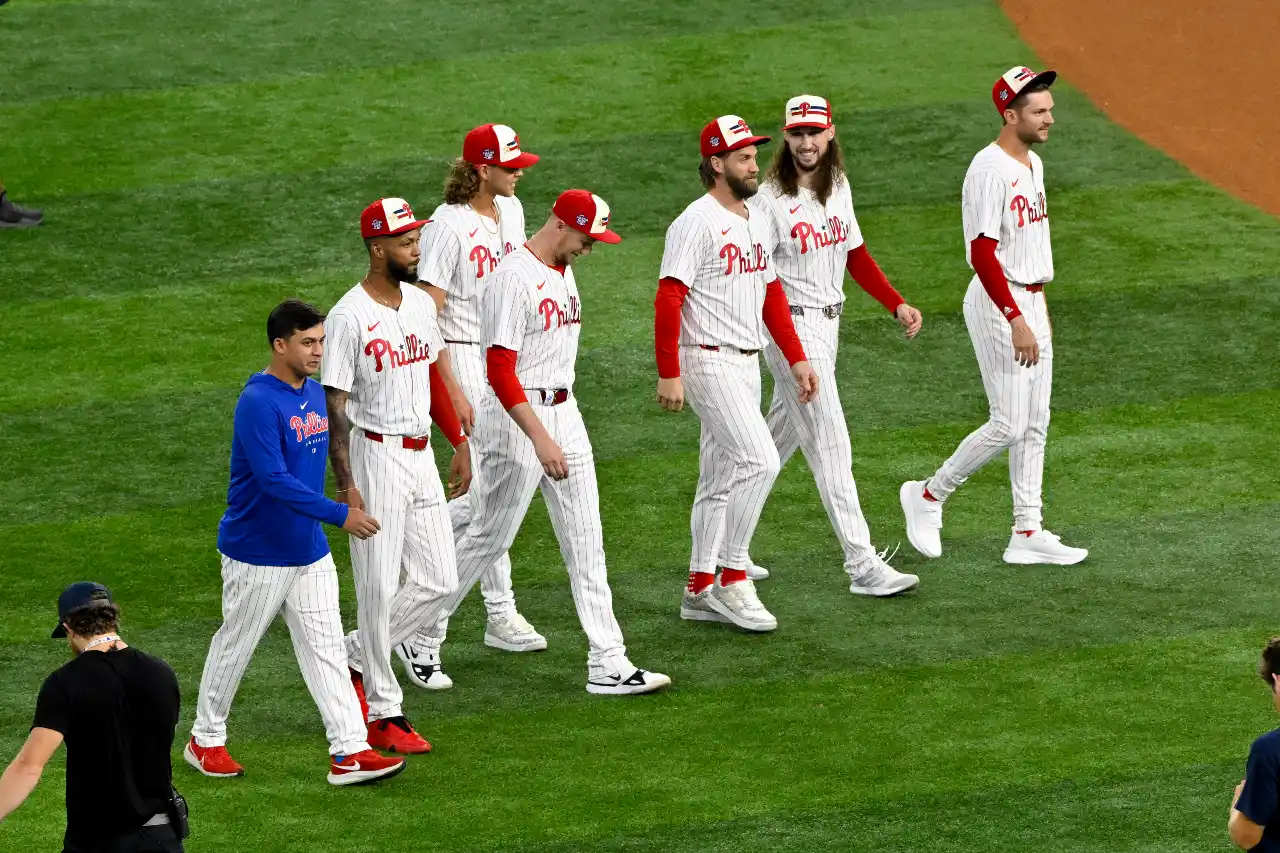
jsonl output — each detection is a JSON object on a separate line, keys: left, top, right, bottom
{"left": 442, "top": 158, "right": 480, "bottom": 205}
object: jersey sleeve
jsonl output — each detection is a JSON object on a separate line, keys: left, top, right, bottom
{"left": 321, "top": 308, "right": 358, "bottom": 393}
{"left": 962, "top": 169, "right": 1008, "bottom": 244}
{"left": 483, "top": 269, "right": 530, "bottom": 353}
{"left": 32, "top": 673, "right": 70, "bottom": 735}
{"left": 659, "top": 214, "right": 711, "bottom": 287}
{"left": 418, "top": 220, "right": 463, "bottom": 292}
{"left": 843, "top": 182, "right": 866, "bottom": 251}
{"left": 1239, "top": 735, "right": 1280, "bottom": 827}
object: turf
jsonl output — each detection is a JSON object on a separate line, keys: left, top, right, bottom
{"left": 1, "top": 0, "right": 1277, "bottom": 850}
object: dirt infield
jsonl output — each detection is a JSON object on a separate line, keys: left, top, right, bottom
{"left": 1001, "top": 0, "right": 1279, "bottom": 217}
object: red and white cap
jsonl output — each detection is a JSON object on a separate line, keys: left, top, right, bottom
{"left": 783, "top": 95, "right": 833, "bottom": 130}
{"left": 700, "top": 115, "right": 771, "bottom": 158}
{"left": 552, "top": 189, "right": 621, "bottom": 244}
{"left": 360, "top": 198, "right": 428, "bottom": 239}
{"left": 462, "top": 123, "right": 540, "bottom": 169}
{"left": 992, "top": 66, "right": 1057, "bottom": 113}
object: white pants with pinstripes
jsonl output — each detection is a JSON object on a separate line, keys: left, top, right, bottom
{"left": 192, "top": 553, "right": 370, "bottom": 757}
{"left": 763, "top": 309, "right": 877, "bottom": 574}
{"left": 927, "top": 277, "right": 1054, "bottom": 529}
{"left": 682, "top": 346, "right": 782, "bottom": 573}
{"left": 344, "top": 432, "right": 458, "bottom": 721}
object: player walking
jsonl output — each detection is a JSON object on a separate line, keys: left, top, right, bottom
{"left": 186, "top": 299, "right": 405, "bottom": 787}
{"left": 750, "top": 95, "right": 921, "bottom": 596}
{"left": 397, "top": 124, "right": 546, "bottom": 691}
{"left": 900, "top": 68, "right": 1088, "bottom": 565}
{"left": 324, "top": 198, "right": 470, "bottom": 755}
{"left": 655, "top": 115, "right": 818, "bottom": 633}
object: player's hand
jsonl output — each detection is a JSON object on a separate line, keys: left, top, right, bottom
{"left": 338, "top": 485, "right": 365, "bottom": 512}
{"left": 1010, "top": 316, "right": 1039, "bottom": 367}
{"left": 447, "top": 440, "right": 472, "bottom": 499}
{"left": 534, "top": 436, "right": 569, "bottom": 481}
{"left": 657, "top": 377, "right": 685, "bottom": 412}
{"left": 342, "top": 507, "right": 380, "bottom": 540}
{"left": 895, "top": 303, "right": 923, "bottom": 338}
{"left": 791, "top": 361, "right": 819, "bottom": 403}
{"left": 451, "top": 391, "right": 475, "bottom": 436}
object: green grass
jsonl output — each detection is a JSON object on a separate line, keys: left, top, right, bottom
{"left": 2, "top": 0, "right": 1278, "bottom": 850}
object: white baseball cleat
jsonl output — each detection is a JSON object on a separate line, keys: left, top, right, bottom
{"left": 396, "top": 642, "right": 453, "bottom": 691}
{"left": 848, "top": 546, "right": 920, "bottom": 597}
{"left": 679, "top": 586, "right": 730, "bottom": 623}
{"left": 1002, "top": 529, "right": 1088, "bottom": 565}
{"left": 707, "top": 579, "right": 778, "bottom": 632}
{"left": 484, "top": 611, "right": 548, "bottom": 652}
{"left": 900, "top": 480, "right": 943, "bottom": 558}
{"left": 746, "top": 562, "right": 770, "bottom": 581}
{"left": 586, "top": 656, "right": 672, "bottom": 696}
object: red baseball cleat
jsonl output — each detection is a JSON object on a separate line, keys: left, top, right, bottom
{"left": 350, "top": 667, "right": 369, "bottom": 723}
{"left": 183, "top": 738, "right": 245, "bottom": 778}
{"left": 366, "top": 716, "right": 432, "bottom": 754}
{"left": 327, "top": 749, "right": 407, "bottom": 786}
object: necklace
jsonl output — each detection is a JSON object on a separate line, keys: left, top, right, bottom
{"left": 361, "top": 276, "right": 397, "bottom": 309}
{"left": 84, "top": 634, "right": 121, "bottom": 651}
{"left": 470, "top": 202, "right": 500, "bottom": 235}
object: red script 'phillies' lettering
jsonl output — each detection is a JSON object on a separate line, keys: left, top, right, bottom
{"left": 719, "top": 243, "right": 768, "bottom": 276}
{"left": 1009, "top": 193, "right": 1048, "bottom": 228}
{"left": 791, "top": 217, "right": 851, "bottom": 255}
{"left": 470, "top": 245, "right": 499, "bottom": 278}
{"left": 538, "top": 295, "right": 582, "bottom": 331}
{"left": 289, "top": 410, "right": 330, "bottom": 442}
{"left": 364, "top": 334, "right": 433, "bottom": 372}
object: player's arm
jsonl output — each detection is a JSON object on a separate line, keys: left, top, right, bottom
{"left": 654, "top": 276, "right": 688, "bottom": 411}
{"left": 323, "top": 386, "right": 359, "bottom": 502}
{"left": 0, "top": 727, "right": 62, "bottom": 822}
{"left": 415, "top": 221, "right": 460, "bottom": 318}
{"left": 428, "top": 355, "right": 472, "bottom": 498}
{"left": 1230, "top": 739, "right": 1278, "bottom": 849}
{"left": 845, "top": 243, "right": 921, "bottom": 338}
{"left": 486, "top": 345, "right": 567, "bottom": 480}
{"left": 761, "top": 278, "right": 818, "bottom": 403}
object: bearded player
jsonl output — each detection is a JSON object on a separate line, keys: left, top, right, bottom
{"left": 900, "top": 67, "right": 1088, "bottom": 565}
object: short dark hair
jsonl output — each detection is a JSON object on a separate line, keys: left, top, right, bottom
{"left": 1259, "top": 638, "right": 1280, "bottom": 687}
{"left": 1005, "top": 82, "right": 1053, "bottom": 122}
{"left": 266, "top": 299, "right": 325, "bottom": 346}
{"left": 64, "top": 603, "right": 120, "bottom": 639}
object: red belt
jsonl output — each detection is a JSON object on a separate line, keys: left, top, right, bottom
{"left": 1022, "top": 284, "right": 1044, "bottom": 292}
{"left": 698, "top": 345, "right": 760, "bottom": 356}
{"left": 364, "top": 430, "right": 430, "bottom": 451}
{"left": 528, "top": 388, "right": 570, "bottom": 406}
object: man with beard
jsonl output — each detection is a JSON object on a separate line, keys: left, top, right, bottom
{"left": 748, "top": 95, "right": 922, "bottom": 597}
{"left": 323, "top": 198, "right": 470, "bottom": 755}
{"left": 655, "top": 115, "right": 818, "bottom": 634}
{"left": 900, "top": 67, "right": 1088, "bottom": 566}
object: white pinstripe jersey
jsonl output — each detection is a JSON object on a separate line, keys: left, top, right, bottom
{"left": 322, "top": 283, "right": 445, "bottom": 437}
{"left": 417, "top": 195, "right": 526, "bottom": 342}
{"left": 962, "top": 143, "right": 1053, "bottom": 284}
{"left": 660, "top": 193, "right": 776, "bottom": 350}
{"left": 752, "top": 174, "right": 865, "bottom": 307}
{"left": 483, "top": 247, "right": 580, "bottom": 391}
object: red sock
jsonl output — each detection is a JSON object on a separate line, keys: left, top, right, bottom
{"left": 719, "top": 568, "right": 748, "bottom": 585}
{"left": 687, "top": 571, "right": 715, "bottom": 593}
{"left": 922, "top": 485, "right": 939, "bottom": 502}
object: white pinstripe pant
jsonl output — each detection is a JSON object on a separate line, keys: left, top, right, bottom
{"left": 682, "top": 346, "right": 782, "bottom": 573}
{"left": 764, "top": 310, "right": 876, "bottom": 572}
{"left": 192, "top": 553, "right": 370, "bottom": 756}
{"left": 927, "top": 277, "right": 1054, "bottom": 529}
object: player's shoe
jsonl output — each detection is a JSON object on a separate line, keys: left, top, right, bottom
{"left": 746, "top": 562, "right": 770, "bottom": 581}
{"left": 484, "top": 611, "right": 548, "bottom": 652}
{"left": 366, "top": 716, "right": 432, "bottom": 755}
{"left": 349, "top": 667, "right": 369, "bottom": 722}
{"left": 707, "top": 578, "right": 777, "bottom": 632}
{"left": 848, "top": 546, "right": 920, "bottom": 597}
{"left": 184, "top": 738, "right": 245, "bottom": 778}
{"left": 900, "top": 480, "right": 943, "bottom": 558}
{"left": 586, "top": 656, "right": 672, "bottom": 696}
{"left": 1002, "top": 529, "right": 1088, "bottom": 565}
{"left": 396, "top": 642, "right": 453, "bottom": 691}
{"left": 327, "top": 749, "right": 407, "bottom": 786}
{"left": 679, "top": 586, "right": 730, "bottom": 623}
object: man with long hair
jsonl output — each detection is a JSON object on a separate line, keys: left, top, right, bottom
{"left": 749, "top": 95, "right": 922, "bottom": 596}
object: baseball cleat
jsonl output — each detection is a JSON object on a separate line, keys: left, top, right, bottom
{"left": 396, "top": 642, "right": 453, "bottom": 691}
{"left": 366, "top": 716, "right": 432, "bottom": 755}
{"left": 349, "top": 667, "right": 369, "bottom": 722}
{"left": 484, "top": 611, "right": 548, "bottom": 652}
{"left": 184, "top": 738, "right": 245, "bottom": 778}
{"left": 327, "top": 749, "right": 407, "bottom": 786}
{"left": 1002, "top": 529, "right": 1088, "bottom": 565}
{"left": 680, "top": 586, "right": 730, "bottom": 623}
{"left": 0, "top": 192, "right": 42, "bottom": 226}
{"left": 587, "top": 657, "right": 672, "bottom": 696}
{"left": 707, "top": 578, "right": 777, "bottom": 632}
{"left": 849, "top": 546, "right": 920, "bottom": 597}
{"left": 900, "top": 480, "right": 943, "bottom": 558}
{"left": 746, "top": 562, "right": 770, "bottom": 581}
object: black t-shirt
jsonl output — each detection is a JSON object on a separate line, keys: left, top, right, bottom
{"left": 1240, "top": 727, "right": 1280, "bottom": 852}
{"left": 32, "top": 646, "right": 180, "bottom": 845}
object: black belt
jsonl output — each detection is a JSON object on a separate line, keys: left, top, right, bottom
{"left": 696, "top": 345, "right": 760, "bottom": 356}
{"left": 790, "top": 302, "right": 843, "bottom": 319}
{"left": 445, "top": 339, "right": 480, "bottom": 345}
{"left": 527, "top": 388, "right": 571, "bottom": 406}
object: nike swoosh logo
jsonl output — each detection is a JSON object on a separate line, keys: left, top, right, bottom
{"left": 300, "top": 401, "right": 308, "bottom": 410}
{"left": 469, "top": 228, "right": 479, "bottom": 238}
{"left": 333, "top": 759, "right": 362, "bottom": 771}
{"left": 1012, "top": 179, "right": 1020, "bottom": 187}
{"left": 536, "top": 281, "right": 546, "bottom": 290}
{"left": 367, "top": 322, "right": 380, "bottom": 332}
{"left": 789, "top": 205, "right": 802, "bottom": 214}
{"left": 721, "top": 228, "right": 731, "bottom": 235}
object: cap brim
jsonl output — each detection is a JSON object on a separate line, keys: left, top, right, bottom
{"left": 726, "top": 134, "right": 772, "bottom": 152}
{"left": 382, "top": 218, "right": 430, "bottom": 237}
{"left": 52, "top": 623, "right": 67, "bottom": 639}
{"left": 1031, "top": 70, "right": 1058, "bottom": 89}
{"left": 591, "top": 230, "right": 622, "bottom": 245}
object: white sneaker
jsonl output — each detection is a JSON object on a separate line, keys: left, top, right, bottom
{"left": 396, "top": 642, "right": 453, "bottom": 691}
{"left": 1002, "top": 529, "right": 1088, "bottom": 565}
{"left": 900, "top": 480, "right": 943, "bottom": 558}
{"left": 587, "top": 656, "right": 672, "bottom": 696}
{"left": 746, "top": 562, "right": 770, "bottom": 581}
{"left": 484, "top": 611, "right": 548, "bottom": 652}
{"left": 848, "top": 546, "right": 920, "bottom": 597}
{"left": 707, "top": 579, "right": 777, "bottom": 632}
{"left": 679, "top": 586, "right": 730, "bottom": 623}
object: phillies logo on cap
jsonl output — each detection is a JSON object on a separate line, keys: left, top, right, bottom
{"left": 784, "top": 94, "right": 833, "bottom": 130}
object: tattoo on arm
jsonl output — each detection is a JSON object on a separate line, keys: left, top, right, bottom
{"left": 325, "top": 386, "right": 354, "bottom": 489}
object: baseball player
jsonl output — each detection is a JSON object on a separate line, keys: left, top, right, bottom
{"left": 655, "top": 115, "right": 819, "bottom": 633}
{"left": 397, "top": 124, "right": 546, "bottom": 690}
{"left": 187, "top": 299, "right": 405, "bottom": 787}
{"left": 900, "top": 67, "right": 1088, "bottom": 565}
{"left": 324, "top": 198, "right": 472, "bottom": 755}
{"left": 379, "top": 189, "right": 670, "bottom": 694}
{"left": 747, "top": 95, "right": 922, "bottom": 596}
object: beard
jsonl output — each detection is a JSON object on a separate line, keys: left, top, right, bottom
{"left": 726, "top": 172, "right": 759, "bottom": 201}
{"left": 387, "top": 258, "right": 417, "bottom": 284}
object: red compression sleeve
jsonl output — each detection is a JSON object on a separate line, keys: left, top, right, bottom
{"left": 428, "top": 362, "right": 465, "bottom": 447}
{"left": 761, "top": 279, "right": 807, "bottom": 365}
{"left": 970, "top": 236, "right": 1021, "bottom": 322}
{"left": 485, "top": 346, "right": 528, "bottom": 410}
{"left": 654, "top": 277, "right": 688, "bottom": 379}
{"left": 845, "top": 244, "right": 905, "bottom": 314}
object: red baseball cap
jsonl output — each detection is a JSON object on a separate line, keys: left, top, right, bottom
{"left": 992, "top": 66, "right": 1057, "bottom": 113}
{"left": 462, "top": 123, "right": 540, "bottom": 169}
{"left": 700, "top": 115, "right": 771, "bottom": 158}
{"left": 360, "top": 197, "right": 428, "bottom": 240}
{"left": 552, "top": 189, "right": 621, "bottom": 244}
{"left": 784, "top": 95, "right": 833, "bottom": 130}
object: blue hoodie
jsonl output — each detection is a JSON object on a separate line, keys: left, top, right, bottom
{"left": 217, "top": 372, "right": 349, "bottom": 566}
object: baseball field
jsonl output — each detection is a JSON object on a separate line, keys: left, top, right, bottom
{"left": 2, "top": 1, "right": 1278, "bottom": 851}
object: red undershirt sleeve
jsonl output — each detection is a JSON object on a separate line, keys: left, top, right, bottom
{"left": 654, "top": 277, "right": 688, "bottom": 379}
{"left": 970, "top": 235, "right": 1021, "bottom": 322}
{"left": 428, "top": 362, "right": 465, "bottom": 447}
{"left": 485, "top": 346, "right": 528, "bottom": 410}
{"left": 761, "top": 279, "right": 807, "bottom": 365}
{"left": 845, "top": 244, "right": 905, "bottom": 314}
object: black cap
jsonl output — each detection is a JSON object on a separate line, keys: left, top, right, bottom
{"left": 52, "top": 582, "right": 113, "bottom": 638}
